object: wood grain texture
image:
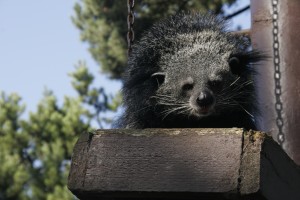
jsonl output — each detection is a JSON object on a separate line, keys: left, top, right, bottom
{"left": 68, "top": 132, "right": 92, "bottom": 191}
{"left": 239, "top": 131, "right": 264, "bottom": 194}
{"left": 68, "top": 128, "right": 269, "bottom": 199}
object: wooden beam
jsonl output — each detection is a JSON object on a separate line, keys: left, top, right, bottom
{"left": 230, "top": 29, "right": 251, "bottom": 37}
{"left": 68, "top": 128, "right": 273, "bottom": 199}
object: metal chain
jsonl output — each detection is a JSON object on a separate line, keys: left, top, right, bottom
{"left": 127, "top": 0, "right": 135, "bottom": 56}
{"left": 271, "top": 0, "right": 284, "bottom": 146}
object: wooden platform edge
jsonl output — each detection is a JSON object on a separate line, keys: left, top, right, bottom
{"left": 67, "top": 128, "right": 300, "bottom": 199}
{"left": 239, "top": 131, "right": 265, "bottom": 195}
{"left": 67, "top": 131, "right": 93, "bottom": 192}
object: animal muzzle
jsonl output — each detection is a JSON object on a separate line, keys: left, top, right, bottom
{"left": 196, "top": 90, "right": 215, "bottom": 114}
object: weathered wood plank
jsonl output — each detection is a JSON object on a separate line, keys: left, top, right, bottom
{"left": 68, "top": 132, "right": 92, "bottom": 191}
{"left": 68, "top": 128, "right": 267, "bottom": 199}
{"left": 239, "top": 131, "right": 264, "bottom": 194}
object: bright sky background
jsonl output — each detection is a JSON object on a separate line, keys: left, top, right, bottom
{"left": 0, "top": 0, "right": 250, "bottom": 121}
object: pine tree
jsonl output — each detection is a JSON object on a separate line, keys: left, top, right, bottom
{"left": 0, "top": 65, "right": 119, "bottom": 199}
{"left": 0, "top": 93, "right": 29, "bottom": 200}
{"left": 21, "top": 90, "right": 90, "bottom": 200}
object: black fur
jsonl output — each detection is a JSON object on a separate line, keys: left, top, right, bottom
{"left": 117, "top": 13, "right": 264, "bottom": 129}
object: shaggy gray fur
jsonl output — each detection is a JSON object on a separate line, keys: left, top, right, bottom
{"left": 117, "top": 13, "right": 264, "bottom": 129}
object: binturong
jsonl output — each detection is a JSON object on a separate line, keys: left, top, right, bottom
{"left": 117, "top": 13, "right": 265, "bottom": 129}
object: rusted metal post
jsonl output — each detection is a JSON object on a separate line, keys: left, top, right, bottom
{"left": 251, "top": 0, "right": 300, "bottom": 165}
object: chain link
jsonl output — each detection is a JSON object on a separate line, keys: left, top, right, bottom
{"left": 271, "top": 0, "right": 284, "bottom": 146}
{"left": 127, "top": 0, "right": 135, "bottom": 56}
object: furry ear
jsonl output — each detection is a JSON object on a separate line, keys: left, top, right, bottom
{"left": 228, "top": 56, "right": 241, "bottom": 75}
{"left": 151, "top": 72, "right": 166, "bottom": 86}
{"left": 229, "top": 50, "right": 267, "bottom": 76}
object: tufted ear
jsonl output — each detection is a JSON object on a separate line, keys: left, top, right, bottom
{"left": 228, "top": 50, "right": 267, "bottom": 76}
{"left": 228, "top": 56, "right": 242, "bottom": 75}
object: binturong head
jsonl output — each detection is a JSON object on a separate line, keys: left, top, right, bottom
{"left": 119, "top": 13, "right": 265, "bottom": 129}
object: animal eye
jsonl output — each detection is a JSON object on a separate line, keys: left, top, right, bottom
{"left": 181, "top": 77, "right": 194, "bottom": 92}
{"left": 228, "top": 56, "right": 241, "bottom": 75}
{"left": 151, "top": 72, "right": 165, "bottom": 86}
{"left": 208, "top": 80, "right": 222, "bottom": 91}
{"left": 182, "top": 83, "right": 194, "bottom": 91}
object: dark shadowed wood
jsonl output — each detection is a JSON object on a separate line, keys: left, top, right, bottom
{"left": 260, "top": 138, "right": 300, "bottom": 200}
{"left": 68, "top": 128, "right": 270, "bottom": 199}
{"left": 67, "top": 132, "right": 92, "bottom": 192}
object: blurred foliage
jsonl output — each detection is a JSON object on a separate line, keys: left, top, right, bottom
{"left": 0, "top": 0, "right": 241, "bottom": 199}
{"left": 72, "top": 0, "right": 237, "bottom": 79}
{"left": 0, "top": 93, "right": 29, "bottom": 200}
{"left": 0, "top": 65, "right": 120, "bottom": 200}
{"left": 69, "top": 61, "right": 121, "bottom": 128}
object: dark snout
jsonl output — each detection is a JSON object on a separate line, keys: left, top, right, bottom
{"left": 196, "top": 90, "right": 214, "bottom": 108}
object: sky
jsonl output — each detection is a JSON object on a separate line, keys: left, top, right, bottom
{"left": 0, "top": 0, "right": 122, "bottom": 114}
{"left": 0, "top": 0, "right": 250, "bottom": 120}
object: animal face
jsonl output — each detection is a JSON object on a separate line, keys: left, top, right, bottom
{"left": 121, "top": 13, "right": 264, "bottom": 128}
{"left": 150, "top": 34, "right": 257, "bottom": 120}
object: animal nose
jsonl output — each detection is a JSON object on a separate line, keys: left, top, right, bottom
{"left": 196, "top": 91, "right": 214, "bottom": 107}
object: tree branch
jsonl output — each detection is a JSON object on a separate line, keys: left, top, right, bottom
{"left": 224, "top": 5, "right": 250, "bottom": 20}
